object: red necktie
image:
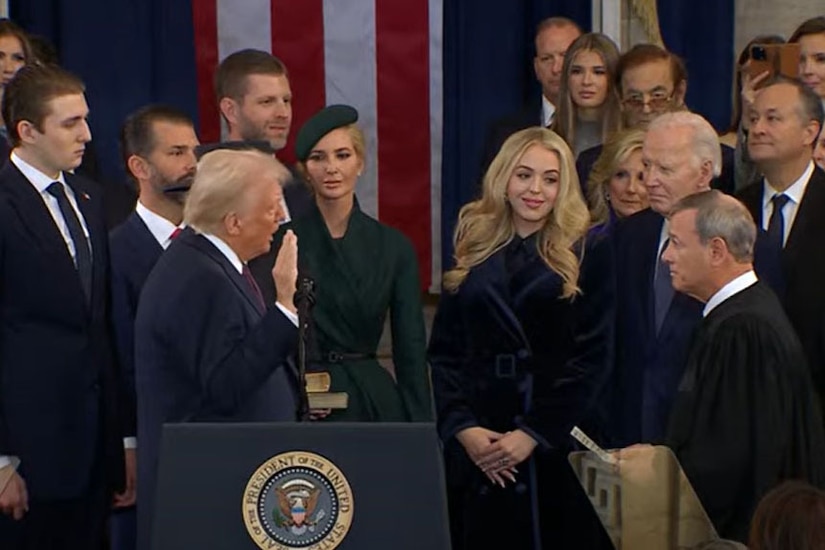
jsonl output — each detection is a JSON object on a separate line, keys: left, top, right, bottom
{"left": 242, "top": 265, "right": 266, "bottom": 311}
{"left": 169, "top": 227, "right": 183, "bottom": 240}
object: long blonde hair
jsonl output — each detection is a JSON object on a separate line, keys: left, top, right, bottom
{"left": 553, "top": 33, "right": 622, "bottom": 150}
{"left": 586, "top": 128, "right": 646, "bottom": 225}
{"left": 444, "top": 128, "right": 589, "bottom": 298}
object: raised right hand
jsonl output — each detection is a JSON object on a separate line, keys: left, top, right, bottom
{"left": 272, "top": 230, "right": 298, "bottom": 313}
{"left": 0, "top": 470, "right": 28, "bottom": 520}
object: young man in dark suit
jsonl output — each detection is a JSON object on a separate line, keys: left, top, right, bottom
{"left": 213, "top": 49, "right": 312, "bottom": 221}
{"left": 737, "top": 76, "right": 825, "bottom": 412}
{"left": 133, "top": 149, "right": 300, "bottom": 550}
{"left": 107, "top": 105, "right": 199, "bottom": 550}
{"left": 0, "top": 64, "right": 127, "bottom": 549}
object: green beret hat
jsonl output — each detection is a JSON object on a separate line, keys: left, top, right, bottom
{"left": 295, "top": 104, "right": 359, "bottom": 161}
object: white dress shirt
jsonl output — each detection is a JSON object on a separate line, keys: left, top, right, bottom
{"left": 11, "top": 152, "right": 90, "bottom": 263}
{"left": 135, "top": 201, "right": 182, "bottom": 249}
{"left": 541, "top": 95, "right": 556, "bottom": 127}
{"left": 703, "top": 270, "right": 758, "bottom": 317}
{"left": 201, "top": 233, "right": 298, "bottom": 327}
{"left": 761, "top": 161, "right": 815, "bottom": 247}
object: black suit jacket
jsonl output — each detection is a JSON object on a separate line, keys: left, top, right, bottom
{"left": 134, "top": 230, "right": 299, "bottom": 550}
{"left": 737, "top": 166, "right": 825, "bottom": 399}
{"left": 576, "top": 143, "right": 738, "bottom": 195}
{"left": 0, "top": 161, "right": 124, "bottom": 500}
{"left": 109, "top": 212, "right": 164, "bottom": 438}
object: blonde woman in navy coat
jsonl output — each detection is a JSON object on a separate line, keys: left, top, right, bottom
{"left": 429, "top": 127, "right": 615, "bottom": 549}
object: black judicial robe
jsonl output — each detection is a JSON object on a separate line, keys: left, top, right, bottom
{"left": 428, "top": 231, "right": 615, "bottom": 550}
{"left": 665, "top": 281, "right": 825, "bottom": 542}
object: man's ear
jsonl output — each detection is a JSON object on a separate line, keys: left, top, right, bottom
{"left": 219, "top": 97, "right": 239, "bottom": 128}
{"left": 802, "top": 120, "right": 821, "bottom": 148}
{"left": 126, "top": 155, "right": 150, "bottom": 182}
{"left": 708, "top": 236, "right": 728, "bottom": 266}
{"left": 674, "top": 79, "right": 688, "bottom": 106}
{"left": 224, "top": 211, "right": 242, "bottom": 236}
{"left": 16, "top": 120, "right": 39, "bottom": 145}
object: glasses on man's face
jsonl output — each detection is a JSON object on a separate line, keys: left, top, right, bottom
{"left": 622, "top": 90, "right": 675, "bottom": 111}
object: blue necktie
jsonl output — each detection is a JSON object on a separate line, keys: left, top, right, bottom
{"left": 47, "top": 182, "right": 92, "bottom": 304}
{"left": 653, "top": 238, "right": 673, "bottom": 334}
{"left": 767, "top": 193, "right": 790, "bottom": 251}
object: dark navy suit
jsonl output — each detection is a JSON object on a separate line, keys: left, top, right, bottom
{"left": 0, "top": 161, "right": 125, "bottom": 548}
{"left": 134, "top": 230, "right": 298, "bottom": 550}
{"left": 108, "top": 211, "right": 165, "bottom": 550}
{"left": 610, "top": 207, "right": 784, "bottom": 446}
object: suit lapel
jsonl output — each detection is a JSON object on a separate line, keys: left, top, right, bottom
{"left": 784, "top": 168, "right": 825, "bottom": 265}
{"left": 634, "top": 210, "right": 665, "bottom": 337}
{"left": 66, "top": 173, "right": 105, "bottom": 309}
{"left": 186, "top": 233, "right": 265, "bottom": 316}
{"left": 124, "top": 212, "right": 164, "bottom": 259}
{"left": 736, "top": 180, "right": 764, "bottom": 227}
{"left": 473, "top": 249, "right": 531, "bottom": 351}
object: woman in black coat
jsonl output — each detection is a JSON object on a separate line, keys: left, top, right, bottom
{"left": 429, "top": 127, "right": 615, "bottom": 549}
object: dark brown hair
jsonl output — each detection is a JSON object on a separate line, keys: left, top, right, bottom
{"left": 214, "top": 49, "right": 288, "bottom": 102}
{"left": 616, "top": 43, "right": 688, "bottom": 93}
{"left": 1, "top": 64, "right": 85, "bottom": 147}
{"left": 0, "top": 19, "right": 33, "bottom": 65}
{"left": 789, "top": 16, "right": 825, "bottom": 43}
{"left": 749, "top": 481, "right": 825, "bottom": 550}
{"left": 120, "top": 104, "right": 194, "bottom": 170}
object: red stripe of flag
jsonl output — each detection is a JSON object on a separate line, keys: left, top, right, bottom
{"left": 375, "top": 0, "right": 432, "bottom": 289}
{"left": 270, "top": 0, "right": 326, "bottom": 166}
{"left": 191, "top": 0, "right": 220, "bottom": 143}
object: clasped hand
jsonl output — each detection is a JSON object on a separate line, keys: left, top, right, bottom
{"left": 456, "top": 427, "right": 537, "bottom": 488}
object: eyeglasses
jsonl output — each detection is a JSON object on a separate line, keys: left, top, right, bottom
{"left": 622, "top": 91, "right": 676, "bottom": 111}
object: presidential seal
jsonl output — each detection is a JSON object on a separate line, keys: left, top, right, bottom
{"left": 242, "top": 451, "right": 354, "bottom": 550}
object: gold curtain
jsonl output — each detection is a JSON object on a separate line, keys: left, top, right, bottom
{"left": 630, "top": 0, "right": 664, "bottom": 47}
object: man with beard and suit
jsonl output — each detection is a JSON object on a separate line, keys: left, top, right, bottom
{"left": 107, "top": 105, "right": 199, "bottom": 550}
{"left": 737, "top": 76, "right": 825, "bottom": 412}
{"left": 661, "top": 190, "right": 825, "bottom": 541}
{"left": 133, "top": 149, "right": 300, "bottom": 550}
{"left": 576, "top": 44, "right": 736, "bottom": 194}
{"left": 212, "top": 49, "right": 312, "bottom": 221}
{"left": 0, "top": 64, "right": 127, "bottom": 550}
{"left": 479, "top": 17, "right": 581, "bottom": 171}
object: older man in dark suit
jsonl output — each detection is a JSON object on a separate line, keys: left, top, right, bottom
{"left": 134, "top": 149, "right": 300, "bottom": 550}
{"left": 108, "top": 105, "right": 199, "bottom": 550}
{"left": 0, "top": 65, "right": 127, "bottom": 550}
{"left": 737, "top": 76, "right": 825, "bottom": 411}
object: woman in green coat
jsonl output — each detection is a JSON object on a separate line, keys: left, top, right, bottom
{"left": 252, "top": 104, "right": 432, "bottom": 422}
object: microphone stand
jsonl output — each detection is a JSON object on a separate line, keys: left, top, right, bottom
{"left": 294, "top": 276, "right": 316, "bottom": 422}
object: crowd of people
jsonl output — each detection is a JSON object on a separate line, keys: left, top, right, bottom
{"left": 0, "top": 12, "right": 823, "bottom": 550}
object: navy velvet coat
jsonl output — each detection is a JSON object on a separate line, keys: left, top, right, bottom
{"left": 429, "top": 231, "right": 615, "bottom": 549}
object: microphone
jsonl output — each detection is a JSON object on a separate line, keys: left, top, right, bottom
{"left": 294, "top": 274, "right": 316, "bottom": 422}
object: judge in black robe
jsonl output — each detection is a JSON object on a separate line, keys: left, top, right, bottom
{"left": 659, "top": 191, "right": 825, "bottom": 542}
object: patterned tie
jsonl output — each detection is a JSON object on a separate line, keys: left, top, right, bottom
{"left": 242, "top": 265, "right": 266, "bottom": 312}
{"left": 653, "top": 239, "right": 673, "bottom": 334}
{"left": 46, "top": 182, "right": 92, "bottom": 304}
{"left": 767, "top": 193, "right": 790, "bottom": 251}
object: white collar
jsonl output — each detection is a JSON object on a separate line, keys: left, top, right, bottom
{"left": 762, "top": 161, "right": 815, "bottom": 209}
{"left": 135, "top": 201, "right": 181, "bottom": 249}
{"left": 11, "top": 151, "right": 66, "bottom": 192}
{"left": 201, "top": 233, "right": 244, "bottom": 274}
{"left": 702, "top": 270, "right": 758, "bottom": 317}
{"left": 541, "top": 95, "right": 556, "bottom": 127}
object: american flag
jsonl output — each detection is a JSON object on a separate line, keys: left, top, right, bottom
{"left": 192, "top": 0, "right": 443, "bottom": 290}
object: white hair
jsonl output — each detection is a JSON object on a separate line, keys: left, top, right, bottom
{"left": 648, "top": 111, "right": 722, "bottom": 177}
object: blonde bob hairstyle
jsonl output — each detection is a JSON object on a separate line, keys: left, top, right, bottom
{"left": 586, "top": 128, "right": 646, "bottom": 225}
{"left": 184, "top": 148, "right": 290, "bottom": 235}
{"left": 295, "top": 123, "right": 366, "bottom": 193}
{"left": 444, "top": 127, "right": 589, "bottom": 298}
